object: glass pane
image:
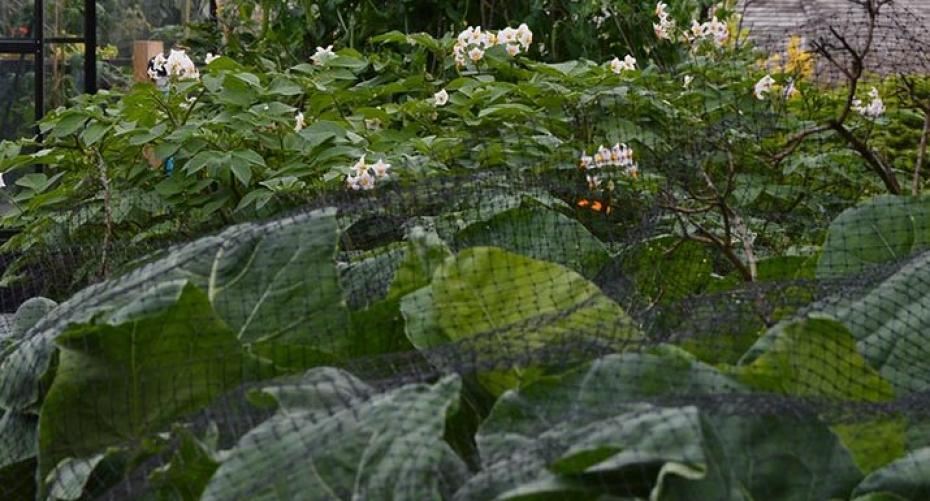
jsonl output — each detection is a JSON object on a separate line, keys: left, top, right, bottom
{"left": 0, "top": 0, "right": 34, "bottom": 38}
{"left": 44, "top": 0, "right": 84, "bottom": 39}
{"left": 0, "top": 52, "right": 36, "bottom": 141}
{"left": 97, "top": 0, "right": 214, "bottom": 92}
{"left": 45, "top": 42, "right": 83, "bottom": 109}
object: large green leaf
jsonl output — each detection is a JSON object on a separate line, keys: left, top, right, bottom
{"left": 192, "top": 208, "right": 346, "bottom": 348}
{"left": 738, "top": 316, "right": 894, "bottom": 401}
{"left": 852, "top": 447, "right": 930, "bottom": 500}
{"left": 817, "top": 195, "right": 930, "bottom": 278}
{"left": 341, "top": 227, "right": 451, "bottom": 359}
{"left": 457, "top": 349, "right": 862, "bottom": 500}
{"left": 736, "top": 315, "right": 903, "bottom": 472}
{"left": 44, "top": 453, "right": 106, "bottom": 501}
{"left": 0, "top": 207, "right": 349, "bottom": 412}
{"left": 455, "top": 403, "right": 707, "bottom": 501}
{"left": 37, "top": 281, "right": 254, "bottom": 482}
{"left": 147, "top": 424, "right": 222, "bottom": 501}
{"left": 0, "top": 297, "right": 58, "bottom": 485}
{"left": 454, "top": 206, "right": 610, "bottom": 278}
{"left": 812, "top": 252, "right": 930, "bottom": 394}
{"left": 201, "top": 368, "right": 467, "bottom": 501}
{"left": 386, "top": 227, "right": 452, "bottom": 301}
{"left": 10, "top": 297, "right": 57, "bottom": 340}
{"left": 0, "top": 231, "right": 230, "bottom": 412}
{"left": 0, "top": 410, "right": 36, "bottom": 472}
{"left": 404, "top": 247, "right": 641, "bottom": 394}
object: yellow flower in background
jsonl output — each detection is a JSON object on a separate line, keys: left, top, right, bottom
{"left": 757, "top": 36, "right": 814, "bottom": 79}
{"left": 784, "top": 36, "right": 814, "bottom": 79}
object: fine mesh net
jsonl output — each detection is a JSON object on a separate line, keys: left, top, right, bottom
{"left": 5, "top": 1, "right": 930, "bottom": 500}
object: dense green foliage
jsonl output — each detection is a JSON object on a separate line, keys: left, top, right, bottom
{"left": 2, "top": 193, "right": 930, "bottom": 499}
{"left": 4, "top": 0, "right": 930, "bottom": 499}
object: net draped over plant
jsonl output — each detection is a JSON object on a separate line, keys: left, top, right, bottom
{"left": 7, "top": 1, "right": 930, "bottom": 501}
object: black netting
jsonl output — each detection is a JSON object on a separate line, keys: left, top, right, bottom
{"left": 5, "top": 1, "right": 930, "bottom": 500}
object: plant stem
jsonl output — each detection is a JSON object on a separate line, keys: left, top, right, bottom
{"left": 914, "top": 111, "right": 930, "bottom": 196}
{"left": 94, "top": 149, "right": 114, "bottom": 278}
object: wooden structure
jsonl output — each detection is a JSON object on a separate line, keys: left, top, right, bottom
{"left": 132, "top": 40, "right": 164, "bottom": 83}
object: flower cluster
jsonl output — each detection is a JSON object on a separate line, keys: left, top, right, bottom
{"left": 148, "top": 49, "right": 199, "bottom": 82}
{"left": 346, "top": 156, "right": 391, "bottom": 191}
{"left": 684, "top": 16, "right": 729, "bottom": 47}
{"left": 294, "top": 111, "right": 306, "bottom": 133}
{"left": 311, "top": 45, "right": 336, "bottom": 66}
{"left": 853, "top": 87, "right": 885, "bottom": 118}
{"left": 579, "top": 144, "right": 639, "bottom": 189}
{"left": 453, "top": 24, "right": 533, "bottom": 66}
{"left": 609, "top": 55, "right": 637, "bottom": 74}
{"left": 654, "top": 2, "right": 676, "bottom": 41}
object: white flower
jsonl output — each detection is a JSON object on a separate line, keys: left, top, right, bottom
{"left": 754, "top": 75, "right": 776, "bottom": 100}
{"left": 594, "top": 145, "right": 611, "bottom": 168}
{"left": 180, "top": 96, "right": 197, "bottom": 110}
{"left": 610, "top": 54, "right": 637, "bottom": 74}
{"left": 356, "top": 171, "right": 375, "bottom": 190}
{"left": 654, "top": 23, "right": 672, "bottom": 40}
{"left": 656, "top": 2, "right": 670, "bottom": 18}
{"left": 371, "top": 158, "right": 391, "bottom": 178}
{"left": 783, "top": 80, "right": 800, "bottom": 100}
{"left": 311, "top": 45, "right": 336, "bottom": 65}
{"left": 582, "top": 143, "right": 638, "bottom": 177}
{"left": 685, "top": 17, "right": 728, "bottom": 47}
{"left": 351, "top": 155, "right": 367, "bottom": 176}
{"left": 516, "top": 23, "right": 533, "bottom": 49}
{"left": 0, "top": 172, "right": 5, "bottom": 188}
{"left": 609, "top": 58, "right": 622, "bottom": 74}
{"left": 579, "top": 152, "right": 594, "bottom": 170}
{"left": 499, "top": 27, "right": 517, "bottom": 45}
{"left": 689, "top": 20, "right": 706, "bottom": 41}
{"left": 586, "top": 174, "right": 601, "bottom": 190}
{"left": 654, "top": 2, "right": 676, "bottom": 40}
{"left": 467, "top": 26, "right": 486, "bottom": 46}
{"left": 611, "top": 143, "right": 635, "bottom": 167}
{"left": 346, "top": 157, "right": 376, "bottom": 190}
{"left": 854, "top": 87, "right": 885, "bottom": 118}
{"left": 364, "top": 118, "right": 382, "bottom": 131}
{"left": 453, "top": 45, "right": 467, "bottom": 67}
{"left": 455, "top": 24, "right": 531, "bottom": 65}
{"left": 626, "top": 163, "right": 640, "bottom": 178}
{"left": 147, "top": 53, "right": 167, "bottom": 80}
{"left": 165, "top": 49, "right": 199, "bottom": 80}
{"left": 457, "top": 27, "right": 475, "bottom": 45}
{"left": 294, "top": 111, "right": 306, "bottom": 133}
{"left": 867, "top": 98, "right": 886, "bottom": 118}
{"left": 205, "top": 52, "right": 220, "bottom": 64}
{"left": 683, "top": 74, "right": 694, "bottom": 88}
{"left": 706, "top": 17, "right": 729, "bottom": 46}
{"left": 434, "top": 89, "right": 449, "bottom": 106}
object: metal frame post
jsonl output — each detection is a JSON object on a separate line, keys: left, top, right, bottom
{"left": 84, "top": 0, "right": 97, "bottom": 94}
{"left": 34, "top": 0, "right": 44, "bottom": 126}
